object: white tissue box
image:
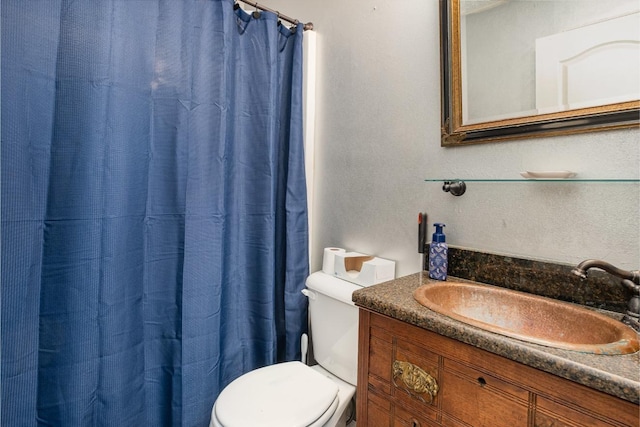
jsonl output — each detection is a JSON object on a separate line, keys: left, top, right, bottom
{"left": 332, "top": 252, "right": 395, "bottom": 287}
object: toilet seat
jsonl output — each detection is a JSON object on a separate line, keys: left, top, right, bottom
{"left": 214, "top": 361, "right": 339, "bottom": 427}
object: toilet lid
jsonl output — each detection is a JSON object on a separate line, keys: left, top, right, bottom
{"left": 216, "top": 361, "right": 339, "bottom": 427}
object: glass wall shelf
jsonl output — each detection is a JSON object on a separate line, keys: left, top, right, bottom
{"left": 425, "top": 178, "right": 640, "bottom": 196}
{"left": 425, "top": 179, "right": 640, "bottom": 182}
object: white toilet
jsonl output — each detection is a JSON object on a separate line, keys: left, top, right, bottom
{"left": 210, "top": 271, "right": 362, "bottom": 427}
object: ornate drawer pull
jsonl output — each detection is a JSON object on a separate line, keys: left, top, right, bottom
{"left": 392, "top": 360, "right": 439, "bottom": 404}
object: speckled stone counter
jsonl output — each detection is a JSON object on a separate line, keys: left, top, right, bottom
{"left": 352, "top": 273, "right": 640, "bottom": 404}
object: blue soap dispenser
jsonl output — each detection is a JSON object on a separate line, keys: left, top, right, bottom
{"left": 428, "top": 223, "right": 448, "bottom": 281}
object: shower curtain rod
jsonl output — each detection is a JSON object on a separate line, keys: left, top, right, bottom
{"left": 236, "top": 0, "right": 314, "bottom": 31}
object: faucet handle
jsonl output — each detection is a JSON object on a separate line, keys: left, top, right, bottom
{"left": 622, "top": 279, "right": 640, "bottom": 295}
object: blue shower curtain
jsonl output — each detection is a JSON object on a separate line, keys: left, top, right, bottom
{"left": 1, "top": 1, "right": 309, "bottom": 425}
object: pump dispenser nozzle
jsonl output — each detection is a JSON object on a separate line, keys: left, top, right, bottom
{"left": 432, "top": 223, "right": 446, "bottom": 243}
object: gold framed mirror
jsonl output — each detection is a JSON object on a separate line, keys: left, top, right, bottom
{"left": 440, "top": 0, "right": 640, "bottom": 146}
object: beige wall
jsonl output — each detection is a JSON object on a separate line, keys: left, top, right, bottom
{"left": 264, "top": 0, "right": 640, "bottom": 276}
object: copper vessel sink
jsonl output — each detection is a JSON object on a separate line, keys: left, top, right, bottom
{"left": 414, "top": 281, "right": 639, "bottom": 355}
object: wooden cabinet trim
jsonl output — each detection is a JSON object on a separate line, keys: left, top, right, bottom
{"left": 357, "top": 310, "right": 372, "bottom": 426}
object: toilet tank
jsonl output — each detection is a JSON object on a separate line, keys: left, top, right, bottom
{"left": 305, "top": 272, "right": 362, "bottom": 386}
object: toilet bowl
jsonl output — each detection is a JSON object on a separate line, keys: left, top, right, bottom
{"left": 210, "top": 272, "right": 362, "bottom": 427}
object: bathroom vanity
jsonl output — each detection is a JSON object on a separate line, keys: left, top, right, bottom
{"left": 353, "top": 274, "right": 640, "bottom": 427}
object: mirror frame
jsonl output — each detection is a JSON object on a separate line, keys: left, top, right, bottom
{"left": 440, "top": 0, "right": 640, "bottom": 146}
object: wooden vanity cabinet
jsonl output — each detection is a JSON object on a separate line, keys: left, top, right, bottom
{"left": 357, "top": 309, "right": 640, "bottom": 427}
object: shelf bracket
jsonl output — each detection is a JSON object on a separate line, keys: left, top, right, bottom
{"left": 443, "top": 180, "right": 466, "bottom": 196}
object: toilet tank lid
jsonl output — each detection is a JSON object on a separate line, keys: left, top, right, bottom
{"left": 306, "top": 271, "right": 362, "bottom": 305}
{"left": 215, "top": 361, "right": 338, "bottom": 427}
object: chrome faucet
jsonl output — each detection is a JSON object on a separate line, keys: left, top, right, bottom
{"left": 571, "top": 260, "right": 640, "bottom": 332}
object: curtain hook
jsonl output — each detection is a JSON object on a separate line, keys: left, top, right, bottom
{"left": 252, "top": 1, "right": 261, "bottom": 19}
{"left": 233, "top": 2, "right": 240, "bottom": 10}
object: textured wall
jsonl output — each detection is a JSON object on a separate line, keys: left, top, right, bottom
{"left": 264, "top": 0, "right": 639, "bottom": 276}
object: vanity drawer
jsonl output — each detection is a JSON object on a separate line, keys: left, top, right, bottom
{"left": 394, "top": 404, "right": 440, "bottom": 427}
{"left": 365, "top": 315, "right": 441, "bottom": 421}
{"left": 392, "top": 337, "right": 441, "bottom": 421}
{"left": 536, "top": 395, "right": 637, "bottom": 427}
{"left": 441, "top": 359, "right": 530, "bottom": 427}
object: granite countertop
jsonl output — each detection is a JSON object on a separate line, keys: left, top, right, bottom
{"left": 352, "top": 272, "right": 640, "bottom": 404}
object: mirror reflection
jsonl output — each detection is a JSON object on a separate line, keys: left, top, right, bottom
{"left": 461, "top": 0, "right": 640, "bottom": 125}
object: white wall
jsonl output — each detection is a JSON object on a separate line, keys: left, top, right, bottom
{"left": 265, "top": 0, "right": 640, "bottom": 276}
